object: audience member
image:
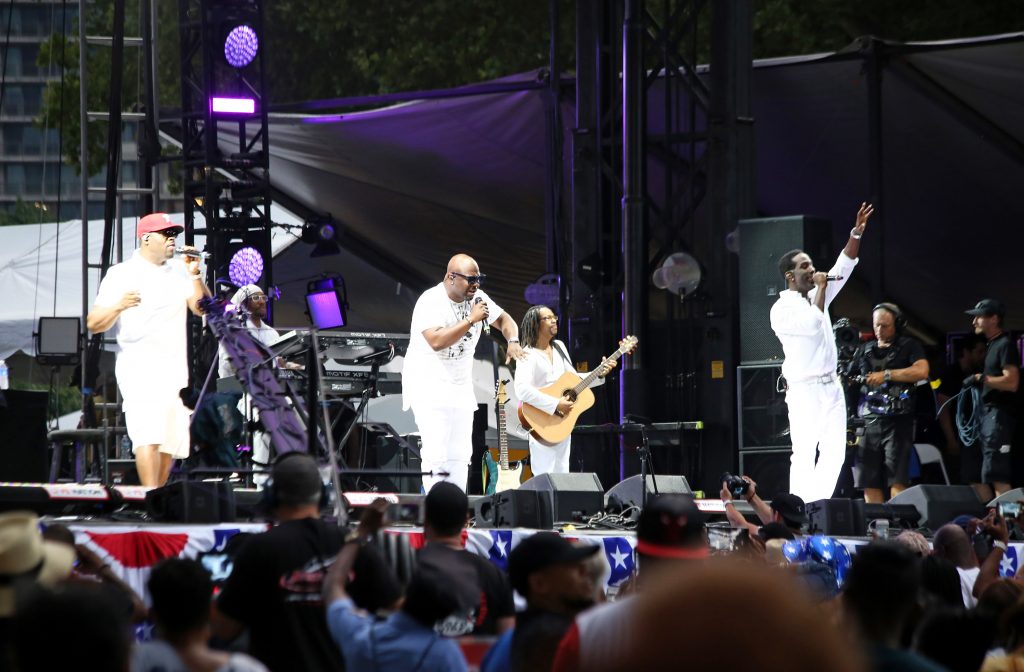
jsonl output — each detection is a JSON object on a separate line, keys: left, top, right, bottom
{"left": 842, "top": 541, "right": 944, "bottom": 672}
{"left": 422, "top": 482, "right": 515, "bottom": 635}
{"left": 595, "top": 561, "right": 866, "bottom": 672}
{"left": 212, "top": 453, "right": 400, "bottom": 671}
{"left": 976, "top": 579, "right": 1024, "bottom": 654}
{"left": 894, "top": 530, "right": 931, "bottom": 558}
{"left": 0, "top": 511, "right": 74, "bottom": 666}
{"left": 324, "top": 499, "right": 473, "bottom": 672}
{"left": 983, "top": 600, "right": 1024, "bottom": 672}
{"left": 913, "top": 608, "right": 992, "bottom": 672}
{"left": 133, "top": 557, "right": 267, "bottom": 672}
{"left": 553, "top": 494, "right": 709, "bottom": 672}
{"left": 919, "top": 555, "right": 967, "bottom": 611}
{"left": 12, "top": 583, "right": 131, "bottom": 672}
{"left": 932, "top": 522, "right": 983, "bottom": 608}
{"left": 481, "top": 532, "right": 601, "bottom": 672}
{"left": 721, "top": 475, "right": 806, "bottom": 537}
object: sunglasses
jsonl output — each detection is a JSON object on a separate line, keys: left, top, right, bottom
{"left": 451, "top": 271, "right": 486, "bottom": 285}
{"left": 154, "top": 229, "right": 181, "bottom": 239}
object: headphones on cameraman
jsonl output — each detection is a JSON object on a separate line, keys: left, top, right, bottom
{"left": 873, "top": 302, "right": 907, "bottom": 335}
{"left": 259, "top": 451, "right": 331, "bottom": 515}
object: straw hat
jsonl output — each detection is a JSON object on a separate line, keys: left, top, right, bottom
{"left": 0, "top": 512, "right": 75, "bottom": 617}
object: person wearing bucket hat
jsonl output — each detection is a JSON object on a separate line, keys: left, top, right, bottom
{"left": 0, "top": 511, "right": 74, "bottom": 621}
{"left": 962, "top": 298, "right": 1019, "bottom": 500}
{"left": 87, "top": 213, "right": 212, "bottom": 487}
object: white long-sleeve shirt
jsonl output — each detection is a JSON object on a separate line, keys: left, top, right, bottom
{"left": 769, "top": 252, "right": 858, "bottom": 382}
{"left": 514, "top": 340, "right": 604, "bottom": 416}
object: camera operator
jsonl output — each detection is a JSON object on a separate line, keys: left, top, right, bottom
{"left": 848, "top": 303, "right": 929, "bottom": 504}
{"left": 720, "top": 474, "right": 806, "bottom": 538}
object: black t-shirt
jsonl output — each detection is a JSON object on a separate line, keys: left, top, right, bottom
{"left": 982, "top": 332, "right": 1021, "bottom": 410}
{"left": 216, "top": 517, "right": 400, "bottom": 672}
{"left": 853, "top": 335, "right": 927, "bottom": 416}
{"left": 419, "top": 543, "right": 515, "bottom": 636}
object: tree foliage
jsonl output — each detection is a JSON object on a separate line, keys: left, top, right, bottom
{"left": 35, "top": 0, "right": 1024, "bottom": 176}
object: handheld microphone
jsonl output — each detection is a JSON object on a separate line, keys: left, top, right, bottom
{"left": 174, "top": 247, "right": 211, "bottom": 260}
{"left": 826, "top": 275, "right": 844, "bottom": 281}
{"left": 473, "top": 297, "right": 483, "bottom": 305}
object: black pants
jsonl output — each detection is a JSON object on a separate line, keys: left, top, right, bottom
{"left": 855, "top": 415, "right": 915, "bottom": 489}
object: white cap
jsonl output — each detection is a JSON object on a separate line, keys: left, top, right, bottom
{"left": 231, "top": 284, "right": 264, "bottom": 307}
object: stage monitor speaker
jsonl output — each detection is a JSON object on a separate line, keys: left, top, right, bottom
{"left": 806, "top": 498, "right": 856, "bottom": 536}
{"left": 887, "top": 485, "right": 984, "bottom": 532}
{"left": 738, "top": 216, "right": 831, "bottom": 363}
{"left": 360, "top": 425, "right": 421, "bottom": 494}
{"left": 605, "top": 474, "right": 692, "bottom": 511}
{"left": 519, "top": 472, "right": 604, "bottom": 523}
{"left": 0, "top": 390, "right": 49, "bottom": 482}
{"left": 853, "top": 501, "right": 922, "bottom": 536}
{"left": 145, "top": 481, "right": 236, "bottom": 523}
{"left": 474, "top": 489, "right": 553, "bottom": 529}
{"left": 107, "top": 459, "right": 140, "bottom": 486}
{"left": 738, "top": 450, "right": 790, "bottom": 500}
{"left": 989, "top": 488, "right": 1024, "bottom": 507}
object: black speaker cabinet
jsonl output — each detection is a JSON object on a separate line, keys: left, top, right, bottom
{"left": 605, "top": 474, "right": 692, "bottom": 511}
{"left": 888, "top": 485, "right": 984, "bottom": 532}
{"left": 736, "top": 363, "right": 790, "bottom": 452}
{"left": 807, "top": 498, "right": 856, "bottom": 536}
{"left": 145, "top": 481, "right": 237, "bottom": 523}
{"left": 518, "top": 473, "right": 604, "bottom": 523}
{"left": 360, "top": 424, "right": 422, "bottom": 494}
{"left": 474, "top": 489, "right": 553, "bottom": 529}
{"left": 738, "top": 450, "right": 790, "bottom": 500}
{"left": 0, "top": 390, "right": 49, "bottom": 482}
{"left": 738, "top": 215, "right": 831, "bottom": 363}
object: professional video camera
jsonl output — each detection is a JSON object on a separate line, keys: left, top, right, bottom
{"left": 833, "top": 318, "right": 867, "bottom": 442}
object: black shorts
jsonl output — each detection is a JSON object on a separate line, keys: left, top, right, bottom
{"left": 980, "top": 405, "right": 1016, "bottom": 484}
{"left": 854, "top": 415, "right": 915, "bottom": 490}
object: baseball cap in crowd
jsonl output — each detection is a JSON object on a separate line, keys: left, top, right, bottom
{"left": 231, "top": 284, "right": 266, "bottom": 307}
{"left": 635, "top": 494, "right": 708, "bottom": 560}
{"left": 770, "top": 493, "right": 808, "bottom": 527}
{"left": 0, "top": 512, "right": 75, "bottom": 617}
{"left": 758, "top": 521, "right": 796, "bottom": 542}
{"left": 267, "top": 453, "right": 323, "bottom": 508}
{"left": 965, "top": 299, "right": 1005, "bottom": 318}
{"left": 508, "top": 532, "right": 600, "bottom": 596}
{"left": 137, "top": 213, "right": 183, "bottom": 238}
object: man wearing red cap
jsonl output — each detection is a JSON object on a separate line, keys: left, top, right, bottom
{"left": 87, "top": 213, "right": 211, "bottom": 486}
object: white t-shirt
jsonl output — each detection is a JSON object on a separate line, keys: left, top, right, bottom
{"left": 402, "top": 283, "right": 503, "bottom": 411}
{"left": 93, "top": 250, "right": 194, "bottom": 401}
{"left": 769, "top": 252, "right": 858, "bottom": 382}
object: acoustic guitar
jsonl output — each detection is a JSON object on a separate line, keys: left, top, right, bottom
{"left": 518, "top": 336, "right": 639, "bottom": 444}
{"left": 484, "top": 379, "right": 524, "bottom": 494}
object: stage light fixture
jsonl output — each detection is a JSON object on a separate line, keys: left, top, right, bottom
{"left": 305, "top": 276, "right": 348, "bottom": 330}
{"left": 301, "top": 216, "right": 341, "bottom": 258}
{"left": 35, "top": 317, "right": 81, "bottom": 365}
{"left": 228, "top": 246, "right": 264, "bottom": 286}
{"left": 211, "top": 96, "right": 256, "bottom": 114}
{"left": 652, "top": 251, "right": 702, "bottom": 298}
{"left": 224, "top": 24, "right": 258, "bottom": 68}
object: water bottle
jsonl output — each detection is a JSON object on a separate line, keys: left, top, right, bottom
{"left": 0, "top": 359, "right": 8, "bottom": 390}
{"left": 120, "top": 434, "right": 132, "bottom": 459}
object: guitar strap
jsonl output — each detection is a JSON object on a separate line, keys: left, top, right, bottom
{"left": 552, "top": 340, "right": 573, "bottom": 370}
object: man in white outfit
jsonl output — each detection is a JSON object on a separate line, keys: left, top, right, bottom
{"left": 402, "top": 254, "right": 525, "bottom": 492}
{"left": 769, "top": 203, "right": 873, "bottom": 503}
{"left": 87, "top": 213, "right": 211, "bottom": 487}
{"left": 514, "top": 306, "right": 613, "bottom": 475}
{"left": 218, "top": 284, "right": 280, "bottom": 486}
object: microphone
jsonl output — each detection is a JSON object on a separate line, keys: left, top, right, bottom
{"left": 174, "top": 247, "right": 211, "bottom": 260}
{"left": 826, "top": 275, "right": 844, "bottom": 281}
{"left": 474, "top": 297, "right": 483, "bottom": 305}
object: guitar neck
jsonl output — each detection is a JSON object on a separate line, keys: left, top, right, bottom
{"left": 498, "top": 405, "right": 509, "bottom": 469}
{"left": 572, "top": 348, "right": 627, "bottom": 396}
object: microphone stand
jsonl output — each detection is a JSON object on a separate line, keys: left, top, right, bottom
{"left": 623, "top": 420, "right": 658, "bottom": 508}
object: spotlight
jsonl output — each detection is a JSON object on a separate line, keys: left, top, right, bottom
{"left": 229, "top": 246, "right": 264, "bottom": 286}
{"left": 652, "top": 252, "right": 702, "bottom": 298}
{"left": 301, "top": 216, "right": 341, "bottom": 257}
{"left": 211, "top": 97, "right": 256, "bottom": 115}
{"left": 305, "top": 276, "right": 348, "bottom": 330}
{"left": 224, "top": 24, "right": 258, "bottom": 68}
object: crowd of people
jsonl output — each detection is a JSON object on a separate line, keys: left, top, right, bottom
{"left": 5, "top": 463, "right": 1024, "bottom": 672}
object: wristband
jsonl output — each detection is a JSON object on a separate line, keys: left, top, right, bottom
{"left": 190, "top": 273, "right": 203, "bottom": 280}
{"left": 994, "top": 540, "right": 1008, "bottom": 551}
{"left": 884, "top": 369, "right": 892, "bottom": 382}
{"left": 850, "top": 228, "right": 862, "bottom": 240}
{"left": 508, "top": 338, "right": 519, "bottom": 343}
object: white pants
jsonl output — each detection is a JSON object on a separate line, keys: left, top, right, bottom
{"left": 529, "top": 436, "right": 571, "bottom": 476}
{"left": 412, "top": 405, "right": 474, "bottom": 492}
{"left": 784, "top": 379, "right": 848, "bottom": 503}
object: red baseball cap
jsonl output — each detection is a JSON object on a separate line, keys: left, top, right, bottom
{"left": 137, "top": 213, "right": 182, "bottom": 238}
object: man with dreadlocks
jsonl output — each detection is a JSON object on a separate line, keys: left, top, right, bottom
{"left": 514, "top": 306, "right": 615, "bottom": 475}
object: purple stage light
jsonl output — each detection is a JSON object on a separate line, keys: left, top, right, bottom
{"left": 229, "top": 246, "right": 264, "bottom": 286}
{"left": 306, "top": 290, "right": 346, "bottom": 329}
{"left": 211, "top": 97, "right": 256, "bottom": 114}
{"left": 224, "top": 24, "right": 258, "bottom": 68}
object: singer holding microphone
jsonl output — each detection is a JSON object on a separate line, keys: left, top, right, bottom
{"left": 769, "top": 202, "right": 874, "bottom": 502}
{"left": 402, "top": 253, "right": 526, "bottom": 493}
{"left": 87, "top": 213, "right": 211, "bottom": 487}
